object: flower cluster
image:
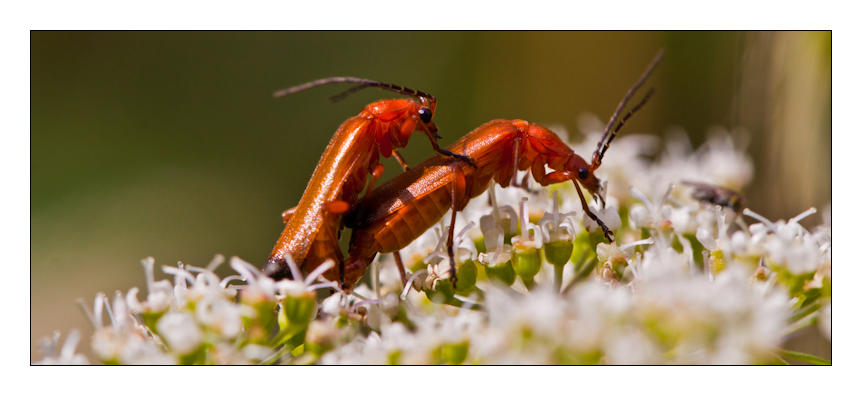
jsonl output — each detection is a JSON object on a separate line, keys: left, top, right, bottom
{"left": 34, "top": 255, "right": 342, "bottom": 364}
{"left": 34, "top": 124, "right": 831, "bottom": 365}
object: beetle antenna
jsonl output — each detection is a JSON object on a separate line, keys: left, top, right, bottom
{"left": 593, "top": 87, "right": 655, "bottom": 170}
{"left": 273, "top": 77, "right": 435, "bottom": 104}
{"left": 592, "top": 49, "right": 664, "bottom": 169}
{"left": 327, "top": 84, "right": 373, "bottom": 103}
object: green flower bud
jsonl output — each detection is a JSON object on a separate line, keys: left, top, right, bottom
{"left": 545, "top": 239, "right": 574, "bottom": 267}
{"left": 240, "top": 289, "right": 278, "bottom": 343}
{"left": 425, "top": 278, "right": 456, "bottom": 304}
{"left": 178, "top": 346, "right": 207, "bottom": 365}
{"left": 485, "top": 260, "right": 516, "bottom": 286}
{"left": 769, "top": 263, "right": 815, "bottom": 297}
{"left": 140, "top": 311, "right": 165, "bottom": 332}
{"left": 474, "top": 236, "right": 487, "bottom": 254}
{"left": 388, "top": 350, "right": 402, "bottom": 365}
{"left": 304, "top": 320, "right": 335, "bottom": 357}
{"left": 278, "top": 293, "right": 317, "bottom": 332}
{"left": 455, "top": 260, "right": 478, "bottom": 292}
{"left": 273, "top": 294, "right": 317, "bottom": 348}
{"left": 441, "top": 342, "right": 470, "bottom": 365}
{"left": 512, "top": 245, "right": 541, "bottom": 283}
{"left": 510, "top": 198, "right": 542, "bottom": 287}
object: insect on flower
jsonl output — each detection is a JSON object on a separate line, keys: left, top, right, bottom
{"left": 263, "top": 78, "right": 476, "bottom": 283}
{"left": 683, "top": 181, "right": 746, "bottom": 213}
{"left": 338, "top": 50, "right": 665, "bottom": 289}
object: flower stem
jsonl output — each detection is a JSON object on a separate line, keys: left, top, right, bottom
{"left": 782, "top": 311, "right": 820, "bottom": 337}
{"left": 553, "top": 263, "right": 564, "bottom": 293}
{"left": 562, "top": 256, "right": 598, "bottom": 294}
{"left": 779, "top": 349, "right": 831, "bottom": 365}
{"left": 259, "top": 344, "right": 292, "bottom": 365}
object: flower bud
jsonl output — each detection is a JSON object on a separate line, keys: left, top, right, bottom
{"left": 509, "top": 197, "right": 543, "bottom": 287}
{"left": 441, "top": 341, "right": 470, "bottom": 365}
{"left": 278, "top": 293, "right": 317, "bottom": 332}
{"left": 485, "top": 260, "right": 516, "bottom": 287}
{"left": 304, "top": 320, "right": 337, "bottom": 356}
{"left": 512, "top": 244, "right": 541, "bottom": 283}
{"left": 455, "top": 260, "right": 478, "bottom": 292}
{"left": 425, "top": 278, "right": 456, "bottom": 304}
{"left": 544, "top": 239, "right": 574, "bottom": 268}
{"left": 240, "top": 289, "right": 277, "bottom": 342}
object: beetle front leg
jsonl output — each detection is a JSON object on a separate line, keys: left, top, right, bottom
{"left": 533, "top": 170, "right": 574, "bottom": 186}
{"left": 445, "top": 166, "right": 469, "bottom": 289}
{"left": 420, "top": 122, "right": 477, "bottom": 169}
{"left": 281, "top": 206, "right": 297, "bottom": 224}
{"left": 392, "top": 151, "right": 411, "bottom": 172}
{"left": 392, "top": 251, "right": 408, "bottom": 286}
{"left": 572, "top": 181, "right": 614, "bottom": 242}
{"left": 446, "top": 209, "right": 458, "bottom": 289}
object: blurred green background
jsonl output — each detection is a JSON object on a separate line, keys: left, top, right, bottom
{"left": 31, "top": 32, "right": 830, "bottom": 361}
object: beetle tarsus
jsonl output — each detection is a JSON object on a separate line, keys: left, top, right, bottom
{"left": 582, "top": 205, "right": 615, "bottom": 243}
{"left": 438, "top": 149, "right": 478, "bottom": 169}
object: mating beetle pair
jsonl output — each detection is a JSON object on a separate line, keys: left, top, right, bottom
{"left": 264, "top": 50, "right": 666, "bottom": 291}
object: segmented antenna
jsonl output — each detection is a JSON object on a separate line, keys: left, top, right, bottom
{"left": 593, "top": 88, "right": 655, "bottom": 170}
{"left": 273, "top": 77, "right": 435, "bottom": 104}
{"left": 591, "top": 49, "right": 665, "bottom": 169}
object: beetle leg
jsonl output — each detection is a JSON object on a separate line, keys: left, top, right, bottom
{"left": 420, "top": 122, "right": 477, "bottom": 169}
{"left": 340, "top": 260, "right": 346, "bottom": 290}
{"left": 445, "top": 166, "right": 468, "bottom": 289}
{"left": 316, "top": 222, "right": 346, "bottom": 290}
{"left": 446, "top": 203, "right": 458, "bottom": 289}
{"left": 281, "top": 206, "right": 297, "bottom": 224}
{"left": 337, "top": 215, "right": 345, "bottom": 241}
{"left": 503, "top": 138, "right": 534, "bottom": 193}
{"left": 392, "top": 251, "right": 408, "bottom": 286}
{"left": 364, "top": 164, "right": 386, "bottom": 198}
{"left": 573, "top": 180, "right": 614, "bottom": 242}
{"left": 392, "top": 150, "right": 411, "bottom": 172}
{"left": 520, "top": 173, "right": 532, "bottom": 192}
{"left": 347, "top": 164, "right": 387, "bottom": 233}
{"left": 438, "top": 147, "right": 477, "bottom": 169}
{"left": 594, "top": 192, "right": 607, "bottom": 210}
{"left": 535, "top": 170, "right": 574, "bottom": 186}
{"left": 313, "top": 204, "right": 350, "bottom": 289}
{"left": 509, "top": 137, "right": 521, "bottom": 187}
{"left": 324, "top": 200, "right": 351, "bottom": 215}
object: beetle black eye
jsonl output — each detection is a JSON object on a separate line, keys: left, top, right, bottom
{"left": 578, "top": 168, "right": 589, "bottom": 180}
{"left": 418, "top": 107, "right": 433, "bottom": 123}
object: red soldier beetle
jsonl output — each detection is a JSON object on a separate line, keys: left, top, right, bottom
{"left": 263, "top": 77, "right": 476, "bottom": 282}
{"left": 340, "top": 51, "right": 664, "bottom": 290}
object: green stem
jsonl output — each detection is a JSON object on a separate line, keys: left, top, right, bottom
{"left": 779, "top": 349, "right": 831, "bottom": 365}
{"left": 562, "top": 256, "right": 597, "bottom": 294}
{"left": 259, "top": 343, "right": 293, "bottom": 365}
{"left": 771, "top": 355, "right": 790, "bottom": 365}
{"left": 553, "top": 264, "right": 564, "bottom": 293}
{"left": 783, "top": 311, "right": 819, "bottom": 337}
{"left": 789, "top": 302, "right": 822, "bottom": 323}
